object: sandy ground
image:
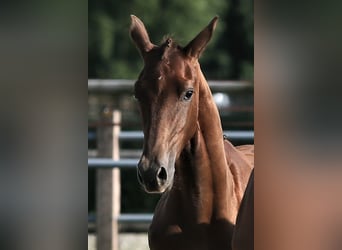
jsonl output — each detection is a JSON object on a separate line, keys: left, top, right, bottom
{"left": 88, "top": 233, "right": 149, "bottom": 250}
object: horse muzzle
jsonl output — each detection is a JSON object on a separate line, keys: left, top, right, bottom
{"left": 137, "top": 158, "right": 172, "bottom": 193}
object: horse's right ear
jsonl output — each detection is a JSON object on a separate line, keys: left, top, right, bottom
{"left": 130, "top": 15, "right": 155, "bottom": 57}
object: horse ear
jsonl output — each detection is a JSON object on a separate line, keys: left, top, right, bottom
{"left": 184, "top": 16, "right": 218, "bottom": 59}
{"left": 130, "top": 15, "right": 155, "bottom": 56}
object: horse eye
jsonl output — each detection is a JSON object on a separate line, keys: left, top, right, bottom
{"left": 133, "top": 92, "right": 139, "bottom": 101}
{"left": 183, "top": 90, "right": 194, "bottom": 101}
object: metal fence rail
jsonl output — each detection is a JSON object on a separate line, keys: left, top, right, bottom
{"left": 118, "top": 213, "right": 153, "bottom": 223}
{"left": 88, "top": 79, "right": 253, "bottom": 92}
{"left": 88, "top": 213, "right": 153, "bottom": 224}
{"left": 89, "top": 130, "right": 254, "bottom": 142}
{"left": 119, "top": 130, "right": 254, "bottom": 141}
{"left": 88, "top": 158, "right": 139, "bottom": 169}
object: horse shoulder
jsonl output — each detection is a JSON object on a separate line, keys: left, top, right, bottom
{"left": 224, "top": 140, "right": 254, "bottom": 205}
{"left": 235, "top": 144, "right": 254, "bottom": 169}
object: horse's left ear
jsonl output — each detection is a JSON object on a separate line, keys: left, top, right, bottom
{"left": 184, "top": 16, "right": 218, "bottom": 59}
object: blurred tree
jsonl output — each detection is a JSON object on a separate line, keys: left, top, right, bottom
{"left": 89, "top": 0, "right": 253, "bottom": 81}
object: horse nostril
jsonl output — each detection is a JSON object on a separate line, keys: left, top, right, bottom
{"left": 157, "top": 167, "right": 167, "bottom": 181}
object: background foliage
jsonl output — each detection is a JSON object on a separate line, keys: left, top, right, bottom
{"left": 89, "top": 0, "right": 253, "bottom": 81}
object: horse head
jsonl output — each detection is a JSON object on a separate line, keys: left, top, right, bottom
{"left": 130, "top": 15, "right": 218, "bottom": 193}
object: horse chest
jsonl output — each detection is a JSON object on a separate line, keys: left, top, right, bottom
{"left": 149, "top": 194, "right": 232, "bottom": 250}
{"left": 149, "top": 220, "right": 232, "bottom": 250}
{"left": 149, "top": 222, "right": 211, "bottom": 250}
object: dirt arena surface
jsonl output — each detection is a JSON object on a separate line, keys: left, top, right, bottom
{"left": 88, "top": 233, "right": 149, "bottom": 250}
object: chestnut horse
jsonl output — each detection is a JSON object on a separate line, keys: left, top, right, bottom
{"left": 130, "top": 15, "right": 254, "bottom": 250}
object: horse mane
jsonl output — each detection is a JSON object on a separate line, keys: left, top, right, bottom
{"left": 161, "top": 35, "right": 176, "bottom": 45}
{"left": 159, "top": 36, "right": 183, "bottom": 62}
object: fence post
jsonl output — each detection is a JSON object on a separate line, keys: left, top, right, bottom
{"left": 96, "top": 107, "right": 121, "bottom": 250}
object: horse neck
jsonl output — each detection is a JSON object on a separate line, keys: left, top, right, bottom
{"left": 196, "top": 66, "right": 235, "bottom": 220}
{"left": 174, "top": 65, "right": 236, "bottom": 224}
{"left": 197, "top": 66, "right": 225, "bottom": 151}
